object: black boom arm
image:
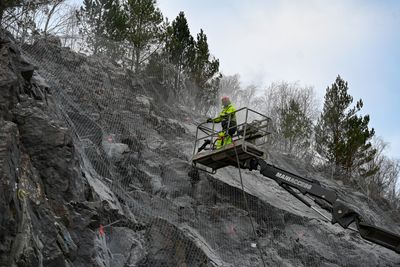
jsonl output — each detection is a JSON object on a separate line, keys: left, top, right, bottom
{"left": 251, "top": 158, "right": 400, "bottom": 254}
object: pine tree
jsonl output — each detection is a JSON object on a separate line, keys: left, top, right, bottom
{"left": 279, "top": 98, "right": 312, "bottom": 155}
{"left": 80, "top": 0, "right": 126, "bottom": 54}
{"left": 190, "top": 29, "right": 220, "bottom": 112}
{"left": 315, "top": 75, "right": 377, "bottom": 179}
{"left": 165, "top": 11, "right": 195, "bottom": 93}
{"left": 342, "top": 107, "right": 378, "bottom": 177}
{"left": 103, "top": 1, "right": 126, "bottom": 42}
{"left": 191, "top": 29, "right": 219, "bottom": 86}
{"left": 123, "top": 0, "right": 163, "bottom": 72}
{"left": 101, "top": 0, "right": 128, "bottom": 61}
{"left": 79, "top": 0, "right": 112, "bottom": 54}
{"left": 165, "top": 13, "right": 220, "bottom": 108}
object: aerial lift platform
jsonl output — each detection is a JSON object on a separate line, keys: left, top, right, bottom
{"left": 192, "top": 107, "right": 271, "bottom": 173}
{"left": 191, "top": 107, "right": 400, "bottom": 254}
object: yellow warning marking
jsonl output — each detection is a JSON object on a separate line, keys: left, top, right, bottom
{"left": 17, "top": 188, "right": 29, "bottom": 200}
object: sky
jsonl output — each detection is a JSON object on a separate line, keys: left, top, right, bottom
{"left": 157, "top": 0, "right": 400, "bottom": 159}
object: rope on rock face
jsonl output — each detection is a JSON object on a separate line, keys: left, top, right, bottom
{"left": 232, "top": 141, "right": 267, "bottom": 267}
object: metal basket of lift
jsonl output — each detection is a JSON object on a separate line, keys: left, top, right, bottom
{"left": 192, "top": 107, "right": 272, "bottom": 173}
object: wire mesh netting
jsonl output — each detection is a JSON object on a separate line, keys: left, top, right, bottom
{"left": 9, "top": 32, "right": 398, "bottom": 267}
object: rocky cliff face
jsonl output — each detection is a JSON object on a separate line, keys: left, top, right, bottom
{"left": 1, "top": 30, "right": 89, "bottom": 266}
{"left": 0, "top": 29, "right": 399, "bottom": 267}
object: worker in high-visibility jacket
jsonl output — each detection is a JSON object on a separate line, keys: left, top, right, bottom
{"left": 207, "top": 96, "right": 237, "bottom": 148}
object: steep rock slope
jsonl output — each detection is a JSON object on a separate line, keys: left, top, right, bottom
{"left": 1, "top": 30, "right": 399, "bottom": 266}
{"left": 1, "top": 30, "right": 91, "bottom": 266}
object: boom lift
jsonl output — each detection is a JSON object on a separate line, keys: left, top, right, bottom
{"left": 192, "top": 107, "right": 400, "bottom": 254}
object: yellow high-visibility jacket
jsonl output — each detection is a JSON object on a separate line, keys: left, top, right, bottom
{"left": 215, "top": 131, "right": 233, "bottom": 149}
{"left": 213, "top": 103, "right": 236, "bottom": 123}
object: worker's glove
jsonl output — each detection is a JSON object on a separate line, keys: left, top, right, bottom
{"left": 206, "top": 118, "right": 213, "bottom": 123}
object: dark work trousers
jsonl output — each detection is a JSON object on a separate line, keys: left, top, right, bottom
{"left": 222, "top": 119, "right": 237, "bottom": 137}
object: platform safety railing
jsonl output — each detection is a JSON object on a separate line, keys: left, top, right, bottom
{"left": 192, "top": 107, "right": 272, "bottom": 166}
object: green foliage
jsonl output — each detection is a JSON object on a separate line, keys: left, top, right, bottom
{"left": 279, "top": 98, "right": 312, "bottom": 154}
{"left": 165, "top": 12, "right": 194, "bottom": 67}
{"left": 103, "top": 1, "right": 126, "bottom": 42}
{"left": 79, "top": 0, "right": 115, "bottom": 54}
{"left": 165, "top": 11, "right": 195, "bottom": 91}
{"left": 191, "top": 29, "right": 219, "bottom": 86}
{"left": 315, "top": 75, "right": 377, "bottom": 178}
{"left": 122, "top": 0, "right": 163, "bottom": 72}
{"left": 164, "top": 12, "right": 220, "bottom": 112}
{"left": 190, "top": 29, "right": 220, "bottom": 111}
{"left": 78, "top": 0, "right": 163, "bottom": 71}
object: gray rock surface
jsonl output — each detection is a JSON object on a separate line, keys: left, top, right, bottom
{"left": 0, "top": 28, "right": 399, "bottom": 267}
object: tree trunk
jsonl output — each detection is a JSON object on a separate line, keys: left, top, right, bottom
{"left": 174, "top": 65, "right": 181, "bottom": 97}
{"left": 0, "top": 6, "right": 4, "bottom": 24}
{"left": 44, "top": 2, "right": 60, "bottom": 38}
{"left": 135, "top": 48, "right": 140, "bottom": 73}
{"left": 94, "top": 41, "right": 98, "bottom": 55}
{"left": 130, "top": 47, "right": 135, "bottom": 71}
{"left": 94, "top": 6, "right": 103, "bottom": 55}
